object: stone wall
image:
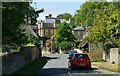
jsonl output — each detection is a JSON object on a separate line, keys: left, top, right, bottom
{"left": 88, "top": 43, "right": 103, "bottom": 60}
{"left": 1, "top": 46, "right": 40, "bottom": 75}
{"left": 110, "top": 48, "right": 120, "bottom": 64}
{"left": 88, "top": 50, "right": 103, "bottom": 60}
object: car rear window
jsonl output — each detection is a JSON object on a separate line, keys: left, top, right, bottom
{"left": 69, "top": 50, "right": 77, "bottom": 54}
{"left": 74, "top": 54, "right": 89, "bottom": 58}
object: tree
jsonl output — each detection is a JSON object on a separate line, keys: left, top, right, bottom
{"left": 26, "top": 6, "right": 44, "bottom": 25}
{"left": 59, "top": 41, "right": 74, "bottom": 51}
{"left": 2, "top": 2, "right": 29, "bottom": 52}
{"left": 2, "top": 2, "right": 44, "bottom": 52}
{"left": 25, "top": 34, "right": 40, "bottom": 46}
{"left": 54, "top": 22, "right": 74, "bottom": 45}
{"left": 57, "top": 13, "right": 72, "bottom": 21}
{"left": 74, "top": 2, "right": 96, "bottom": 26}
{"left": 85, "top": 2, "right": 120, "bottom": 53}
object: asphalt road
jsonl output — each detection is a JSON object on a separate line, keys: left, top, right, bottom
{"left": 38, "top": 54, "right": 119, "bottom": 76}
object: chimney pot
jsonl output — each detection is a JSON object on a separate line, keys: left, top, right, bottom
{"left": 49, "top": 14, "right": 52, "bottom": 18}
{"left": 45, "top": 16, "right": 49, "bottom": 19}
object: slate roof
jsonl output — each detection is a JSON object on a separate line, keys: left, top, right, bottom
{"left": 20, "top": 25, "right": 38, "bottom": 38}
{"left": 43, "top": 19, "right": 55, "bottom": 23}
{"left": 73, "top": 26, "right": 85, "bottom": 31}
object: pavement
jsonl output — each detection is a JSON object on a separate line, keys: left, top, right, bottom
{"left": 38, "top": 54, "right": 119, "bottom": 76}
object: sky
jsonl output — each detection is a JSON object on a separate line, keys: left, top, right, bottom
{"left": 31, "top": 2, "right": 85, "bottom": 21}
{"left": 31, "top": 0, "right": 112, "bottom": 21}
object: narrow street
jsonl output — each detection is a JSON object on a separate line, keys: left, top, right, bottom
{"left": 38, "top": 54, "right": 118, "bottom": 76}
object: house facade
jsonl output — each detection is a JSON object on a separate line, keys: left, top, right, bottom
{"left": 38, "top": 14, "right": 70, "bottom": 53}
{"left": 73, "top": 26, "right": 85, "bottom": 41}
{"left": 38, "top": 14, "right": 70, "bottom": 38}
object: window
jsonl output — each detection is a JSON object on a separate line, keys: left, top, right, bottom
{"left": 45, "top": 29, "right": 48, "bottom": 36}
{"left": 56, "top": 24, "right": 59, "bottom": 27}
{"left": 77, "top": 31, "right": 80, "bottom": 36}
{"left": 50, "top": 29, "right": 53, "bottom": 35}
{"left": 74, "top": 54, "right": 89, "bottom": 58}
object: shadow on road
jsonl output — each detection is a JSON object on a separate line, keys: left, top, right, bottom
{"left": 38, "top": 67, "right": 106, "bottom": 76}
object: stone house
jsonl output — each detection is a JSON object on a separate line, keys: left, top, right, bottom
{"left": 38, "top": 14, "right": 70, "bottom": 38}
{"left": 73, "top": 26, "right": 85, "bottom": 41}
{"left": 78, "top": 26, "right": 119, "bottom": 64}
{"left": 38, "top": 14, "right": 70, "bottom": 53}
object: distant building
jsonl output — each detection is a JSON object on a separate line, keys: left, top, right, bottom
{"left": 38, "top": 14, "right": 71, "bottom": 53}
{"left": 38, "top": 14, "right": 70, "bottom": 38}
{"left": 73, "top": 26, "right": 85, "bottom": 41}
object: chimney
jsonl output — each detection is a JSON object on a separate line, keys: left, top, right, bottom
{"left": 49, "top": 14, "right": 52, "bottom": 18}
{"left": 59, "top": 15, "right": 62, "bottom": 19}
{"left": 45, "top": 16, "right": 49, "bottom": 19}
{"left": 57, "top": 16, "right": 59, "bottom": 18}
{"left": 41, "top": 20, "right": 43, "bottom": 22}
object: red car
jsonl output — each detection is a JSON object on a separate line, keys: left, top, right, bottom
{"left": 68, "top": 53, "right": 91, "bottom": 70}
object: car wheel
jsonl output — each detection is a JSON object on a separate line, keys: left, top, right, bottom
{"left": 87, "top": 66, "right": 92, "bottom": 70}
{"left": 71, "top": 67, "right": 75, "bottom": 70}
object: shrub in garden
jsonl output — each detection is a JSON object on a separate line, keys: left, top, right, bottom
{"left": 59, "top": 41, "right": 74, "bottom": 51}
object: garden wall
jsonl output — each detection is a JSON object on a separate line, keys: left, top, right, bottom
{"left": 88, "top": 43, "right": 103, "bottom": 60}
{"left": 88, "top": 50, "right": 103, "bottom": 60}
{"left": 1, "top": 46, "right": 40, "bottom": 75}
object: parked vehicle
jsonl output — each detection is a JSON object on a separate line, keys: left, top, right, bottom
{"left": 68, "top": 50, "right": 77, "bottom": 57}
{"left": 68, "top": 53, "right": 91, "bottom": 70}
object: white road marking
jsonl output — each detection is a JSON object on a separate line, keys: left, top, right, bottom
{"left": 68, "top": 72, "right": 73, "bottom": 76}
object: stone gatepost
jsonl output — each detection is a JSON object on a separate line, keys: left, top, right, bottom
{"left": 51, "top": 36, "right": 55, "bottom": 53}
{"left": 110, "top": 48, "right": 119, "bottom": 64}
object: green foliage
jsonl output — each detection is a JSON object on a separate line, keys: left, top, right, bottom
{"left": 74, "top": 2, "right": 96, "bottom": 26}
{"left": 2, "top": 2, "right": 43, "bottom": 52}
{"left": 25, "top": 34, "right": 40, "bottom": 47}
{"left": 54, "top": 22, "right": 74, "bottom": 45}
{"left": 59, "top": 41, "right": 74, "bottom": 51}
{"left": 117, "top": 37, "right": 120, "bottom": 47}
{"left": 2, "top": 2, "right": 29, "bottom": 52}
{"left": 91, "top": 59, "right": 107, "bottom": 62}
{"left": 76, "top": 2, "right": 120, "bottom": 52}
{"left": 57, "top": 13, "right": 71, "bottom": 21}
{"left": 27, "top": 6, "right": 44, "bottom": 25}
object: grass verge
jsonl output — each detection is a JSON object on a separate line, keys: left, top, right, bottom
{"left": 9, "top": 57, "right": 49, "bottom": 76}
{"left": 91, "top": 59, "right": 107, "bottom": 62}
{"left": 92, "top": 62, "right": 120, "bottom": 73}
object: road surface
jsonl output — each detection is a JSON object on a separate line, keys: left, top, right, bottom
{"left": 38, "top": 54, "right": 119, "bottom": 76}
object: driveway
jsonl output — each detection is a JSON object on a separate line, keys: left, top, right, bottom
{"left": 38, "top": 54, "right": 118, "bottom": 76}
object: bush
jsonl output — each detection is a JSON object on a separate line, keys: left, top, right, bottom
{"left": 91, "top": 59, "right": 107, "bottom": 62}
{"left": 104, "top": 42, "right": 119, "bottom": 54}
{"left": 59, "top": 41, "right": 74, "bottom": 51}
{"left": 25, "top": 34, "right": 40, "bottom": 47}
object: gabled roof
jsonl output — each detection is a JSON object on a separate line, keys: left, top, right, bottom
{"left": 30, "top": 25, "right": 38, "bottom": 30}
{"left": 40, "top": 18, "right": 69, "bottom": 24}
{"left": 73, "top": 26, "right": 85, "bottom": 31}
{"left": 20, "top": 25, "right": 38, "bottom": 38}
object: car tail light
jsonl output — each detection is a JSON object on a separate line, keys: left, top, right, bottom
{"left": 87, "top": 59, "right": 90, "bottom": 62}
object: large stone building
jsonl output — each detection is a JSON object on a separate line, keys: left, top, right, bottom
{"left": 38, "top": 14, "right": 70, "bottom": 53}
{"left": 38, "top": 14, "right": 70, "bottom": 38}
